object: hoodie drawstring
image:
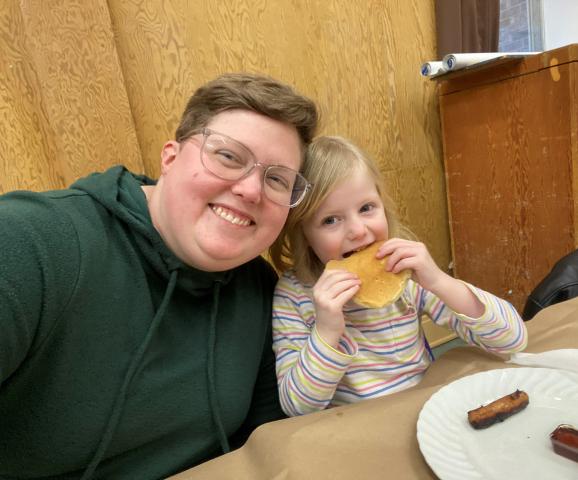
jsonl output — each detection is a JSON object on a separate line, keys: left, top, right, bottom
{"left": 206, "top": 281, "right": 230, "bottom": 454}
{"left": 80, "top": 270, "right": 179, "bottom": 480}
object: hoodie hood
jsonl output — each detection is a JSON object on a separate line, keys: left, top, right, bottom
{"left": 71, "top": 165, "right": 234, "bottom": 294}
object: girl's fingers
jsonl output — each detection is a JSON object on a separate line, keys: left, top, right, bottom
{"left": 380, "top": 241, "right": 430, "bottom": 272}
{"left": 318, "top": 278, "right": 361, "bottom": 301}
{"left": 332, "top": 284, "right": 360, "bottom": 304}
{"left": 389, "top": 256, "right": 418, "bottom": 274}
{"left": 319, "top": 282, "right": 360, "bottom": 310}
{"left": 315, "top": 269, "right": 361, "bottom": 304}
{"left": 383, "top": 247, "right": 417, "bottom": 272}
{"left": 377, "top": 238, "right": 415, "bottom": 259}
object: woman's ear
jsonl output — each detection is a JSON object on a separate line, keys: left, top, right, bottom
{"left": 160, "top": 141, "right": 180, "bottom": 174}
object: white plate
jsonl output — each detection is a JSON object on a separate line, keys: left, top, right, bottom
{"left": 417, "top": 367, "right": 578, "bottom": 479}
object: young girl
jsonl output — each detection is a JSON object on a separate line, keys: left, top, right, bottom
{"left": 269, "top": 136, "right": 528, "bottom": 417}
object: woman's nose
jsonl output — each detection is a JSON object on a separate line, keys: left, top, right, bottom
{"left": 230, "top": 168, "right": 263, "bottom": 203}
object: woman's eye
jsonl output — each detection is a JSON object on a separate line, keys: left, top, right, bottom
{"left": 216, "top": 150, "right": 245, "bottom": 167}
{"left": 360, "top": 203, "right": 375, "bottom": 213}
{"left": 265, "top": 173, "right": 291, "bottom": 192}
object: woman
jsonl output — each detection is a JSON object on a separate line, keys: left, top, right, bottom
{"left": 0, "top": 73, "right": 318, "bottom": 479}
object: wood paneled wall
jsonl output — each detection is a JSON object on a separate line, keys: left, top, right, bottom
{"left": 0, "top": 1, "right": 143, "bottom": 191}
{"left": 0, "top": 0, "right": 450, "bottom": 270}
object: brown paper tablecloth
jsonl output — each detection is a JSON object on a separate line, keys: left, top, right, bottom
{"left": 170, "top": 298, "right": 578, "bottom": 479}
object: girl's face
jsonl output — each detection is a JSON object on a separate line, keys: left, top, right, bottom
{"left": 302, "top": 166, "right": 389, "bottom": 265}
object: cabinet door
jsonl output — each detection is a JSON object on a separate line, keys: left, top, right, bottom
{"left": 440, "top": 63, "right": 577, "bottom": 311}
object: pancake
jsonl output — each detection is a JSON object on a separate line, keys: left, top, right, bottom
{"left": 326, "top": 243, "right": 410, "bottom": 308}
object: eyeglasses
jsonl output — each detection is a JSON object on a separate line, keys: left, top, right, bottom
{"left": 192, "top": 128, "right": 312, "bottom": 208}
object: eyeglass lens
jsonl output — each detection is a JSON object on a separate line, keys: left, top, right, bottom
{"left": 200, "top": 132, "right": 309, "bottom": 207}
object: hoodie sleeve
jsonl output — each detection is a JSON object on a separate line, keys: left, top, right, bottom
{"left": 0, "top": 193, "right": 80, "bottom": 386}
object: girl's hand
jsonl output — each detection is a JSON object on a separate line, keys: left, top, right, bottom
{"left": 378, "top": 238, "right": 484, "bottom": 317}
{"left": 312, "top": 268, "right": 361, "bottom": 348}
{"left": 377, "top": 238, "right": 444, "bottom": 292}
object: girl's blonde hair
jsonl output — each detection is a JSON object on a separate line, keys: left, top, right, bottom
{"left": 269, "top": 135, "right": 414, "bottom": 283}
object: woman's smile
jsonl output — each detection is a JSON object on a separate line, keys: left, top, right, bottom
{"left": 210, "top": 204, "right": 254, "bottom": 227}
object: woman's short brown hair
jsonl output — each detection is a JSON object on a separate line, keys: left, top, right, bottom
{"left": 175, "top": 73, "right": 318, "bottom": 148}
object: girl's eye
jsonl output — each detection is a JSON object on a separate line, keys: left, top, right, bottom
{"left": 360, "top": 203, "right": 375, "bottom": 213}
{"left": 322, "top": 216, "right": 338, "bottom": 226}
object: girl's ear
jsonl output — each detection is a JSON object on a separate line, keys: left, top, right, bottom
{"left": 160, "top": 141, "right": 180, "bottom": 174}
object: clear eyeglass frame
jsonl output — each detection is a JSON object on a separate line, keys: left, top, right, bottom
{"left": 192, "top": 128, "right": 312, "bottom": 208}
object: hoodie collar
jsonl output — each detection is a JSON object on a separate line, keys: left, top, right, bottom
{"left": 70, "top": 166, "right": 234, "bottom": 294}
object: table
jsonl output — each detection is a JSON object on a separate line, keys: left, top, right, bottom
{"left": 170, "top": 298, "right": 578, "bottom": 479}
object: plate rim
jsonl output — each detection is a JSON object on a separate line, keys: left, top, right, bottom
{"left": 416, "top": 367, "right": 578, "bottom": 480}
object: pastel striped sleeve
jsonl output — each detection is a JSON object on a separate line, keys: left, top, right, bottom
{"left": 272, "top": 272, "right": 357, "bottom": 416}
{"left": 416, "top": 281, "right": 528, "bottom": 354}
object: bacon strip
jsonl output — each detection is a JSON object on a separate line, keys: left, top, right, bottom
{"left": 467, "top": 389, "right": 529, "bottom": 429}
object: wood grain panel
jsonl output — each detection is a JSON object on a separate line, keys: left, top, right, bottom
{"left": 0, "top": 2, "right": 64, "bottom": 192}
{"left": 441, "top": 63, "right": 576, "bottom": 310}
{"left": 108, "top": 0, "right": 450, "bottom": 272}
{"left": 15, "top": 0, "right": 143, "bottom": 186}
{"left": 2, "top": 0, "right": 451, "bottom": 345}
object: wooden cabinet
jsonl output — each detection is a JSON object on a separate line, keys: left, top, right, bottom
{"left": 438, "top": 44, "right": 578, "bottom": 312}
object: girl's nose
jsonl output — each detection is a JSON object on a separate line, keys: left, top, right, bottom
{"left": 230, "top": 168, "right": 263, "bottom": 204}
{"left": 347, "top": 217, "right": 367, "bottom": 239}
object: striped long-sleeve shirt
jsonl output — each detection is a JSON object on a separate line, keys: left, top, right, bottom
{"left": 272, "top": 270, "right": 528, "bottom": 416}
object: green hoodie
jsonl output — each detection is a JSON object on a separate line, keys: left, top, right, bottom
{"left": 0, "top": 166, "right": 285, "bottom": 479}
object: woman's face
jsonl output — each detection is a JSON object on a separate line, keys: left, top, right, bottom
{"left": 147, "top": 109, "right": 302, "bottom": 271}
